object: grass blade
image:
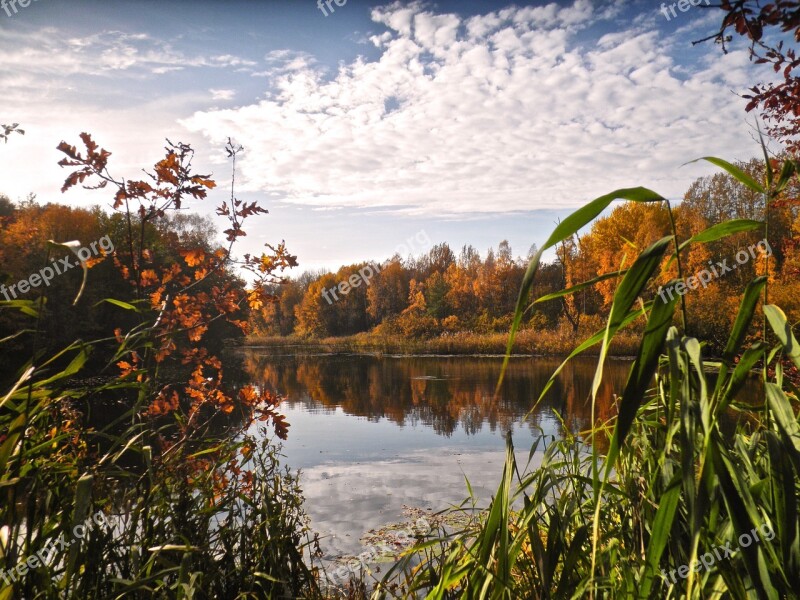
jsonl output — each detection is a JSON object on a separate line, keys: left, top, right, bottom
{"left": 499, "top": 188, "right": 666, "bottom": 391}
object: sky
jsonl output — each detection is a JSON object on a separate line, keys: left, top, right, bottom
{"left": 0, "top": 0, "right": 773, "bottom": 274}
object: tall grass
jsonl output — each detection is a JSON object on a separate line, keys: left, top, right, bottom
{"left": 384, "top": 153, "right": 800, "bottom": 598}
{"left": 0, "top": 320, "right": 323, "bottom": 599}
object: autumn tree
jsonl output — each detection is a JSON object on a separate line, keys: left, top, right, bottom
{"left": 270, "top": 279, "right": 305, "bottom": 335}
{"left": 444, "top": 245, "right": 481, "bottom": 321}
{"left": 294, "top": 274, "right": 339, "bottom": 338}
{"left": 579, "top": 202, "right": 671, "bottom": 310}
{"left": 366, "top": 259, "right": 409, "bottom": 324}
{"left": 494, "top": 240, "right": 524, "bottom": 317}
{"left": 423, "top": 271, "right": 450, "bottom": 319}
{"left": 552, "top": 234, "right": 581, "bottom": 334}
{"left": 0, "top": 202, "right": 127, "bottom": 368}
{"left": 0, "top": 194, "right": 13, "bottom": 220}
{"left": 396, "top": 278, "right": 439, "bottom": 337}
{"left": 416, "top": 242, "right": 455, "bottom": 279}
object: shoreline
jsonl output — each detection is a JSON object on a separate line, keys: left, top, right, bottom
{"left": 237, "top": 330, "right": 642, "bottom": 358}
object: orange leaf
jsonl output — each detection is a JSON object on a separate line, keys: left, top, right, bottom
{"left": 117, "top": 361, "right": 133, "bottom": 377}
{"left": 183, "top": 248, "right": 205, "bottom": 267}
{"left": 140, "top": 269, "right": 159, "bottom": 286}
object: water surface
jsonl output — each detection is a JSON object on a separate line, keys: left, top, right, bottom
{"left": 241, "top": 352, "right": 629, "bottom": 558}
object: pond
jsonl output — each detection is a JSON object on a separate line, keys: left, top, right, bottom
{"left": 240, "top": 352, "right": 632, "bottom": 561}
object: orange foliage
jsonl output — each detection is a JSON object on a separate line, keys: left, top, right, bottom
{"left": 56, "top": 133, "right": 296, "bottom": 443}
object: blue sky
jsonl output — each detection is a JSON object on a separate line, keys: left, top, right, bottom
{"left": 0, "top": 0, "right": 769, "bottom": 274}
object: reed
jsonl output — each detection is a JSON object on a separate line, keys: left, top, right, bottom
{"left": 384, "top": 152, "right": 800, "bottom": 599}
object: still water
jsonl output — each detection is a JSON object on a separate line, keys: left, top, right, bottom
{"left": 241, "top": 352, "right": 631, "bottom": 559}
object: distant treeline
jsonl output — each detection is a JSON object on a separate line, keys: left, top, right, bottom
{"left": 252, "top": 159, "right": 800, "bottom": 353}
{"left": 3, "top": 157, "right": 799, "bottom": 359}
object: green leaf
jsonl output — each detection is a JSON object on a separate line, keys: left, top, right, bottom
{"left": 533, "top": 270, "right": 626, "bottom": 305}
{"left": 470, "top": 437, "right": 515, "bottom": 593}
{"left": 774, "top": 159, "right": 796, "bottom": 195}
{"left": 765, "top": 383, "right": 800, "bottom": 474}
{"left": 759, "top": 128, "right": 773, "bottom": 190}
{"left": 764, "top": 305, "right": 800, "bottom": 370}
{"left": 711, "top": 440, "right": 782, "bottom": 600}
{"left": 67, "top": 473, "right": 95, "bottom": 579}
{"left": 684, "top": 337, "right": 710, "bottom": 434}
{"left": 0, "top": 366, "right": 34, "bottom": 411}
{"left": 533, "top": 305, "right": 646, "bottom": 406}
{"left": 723, "top": 277, "right": 768, "bottom": 362}
{"left": 764, "top": 432, "right": 799, "bottom": 572}
{"left": 719, "top": 343, "right": 766, "bottom": 411}
{"left": 638, "top": 477, "right": 681, "bottom": 598}
{"left": 0, "top": 299, "right": 40, "bottom": 318}
{"left": 612, "top": 279, "right": 679, "bottom": 452}
{"left": 47, "top": 239, "right": 89, "bottom": 305}
{"left": 188, "top": 445, "right": 226, "bottom": 459}
{"left": 0, "top": 329, "right": 33, "bottom": 344}
{"left": 5, "top": 361, "right": 91, "bottom": 405}
{"left": 23, "top": 345, "right": 91, "bottom": 390}
{"left": 688, "top": 157, "right": 765, "bottom": 194}
{"left": 592, "top": 236, "right": 672, "bottom": 402}
{"left": 554, "top": 525, "right": 589, "bottom": 598}
{"left": 0, "top": 413, "right": 26, "bottom": 474}
{"left": 542, "top": 188, "right": 666, "bottom": 254}
{"left": 96, "top": 298, "right": 140, "bottom": 311}
{"left": 675, "top": 219, "right": 765, "bottom": 255}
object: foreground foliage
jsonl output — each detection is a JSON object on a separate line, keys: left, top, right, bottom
{"left": 0, "top": 135, "right": 321, "bottom": 599}
{"left": 384, "top": 152, "right": 800, "bottom": 599}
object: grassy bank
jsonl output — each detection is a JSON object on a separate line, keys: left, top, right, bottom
{"left": 242, "top": 326, "right": 643, "bottom": 357}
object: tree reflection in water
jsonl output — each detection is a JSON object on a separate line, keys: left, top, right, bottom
{"left": 240, "top": 353, "right": 631, "bottom": 447}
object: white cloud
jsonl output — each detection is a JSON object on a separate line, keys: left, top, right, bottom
{"left": 0, "top": 27, "right": 258, "bottom": 201}
{"left": 253, "top": 50, "right": 319, "bottom": 78}
{"left": 210, "top": 88, "right": 236, "bottom": 101}
{"left": 0, "top": 28, "right": 256, "bottom": 83}
{"left": 180, "top": 1, "right": 761, "bottom": 216}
